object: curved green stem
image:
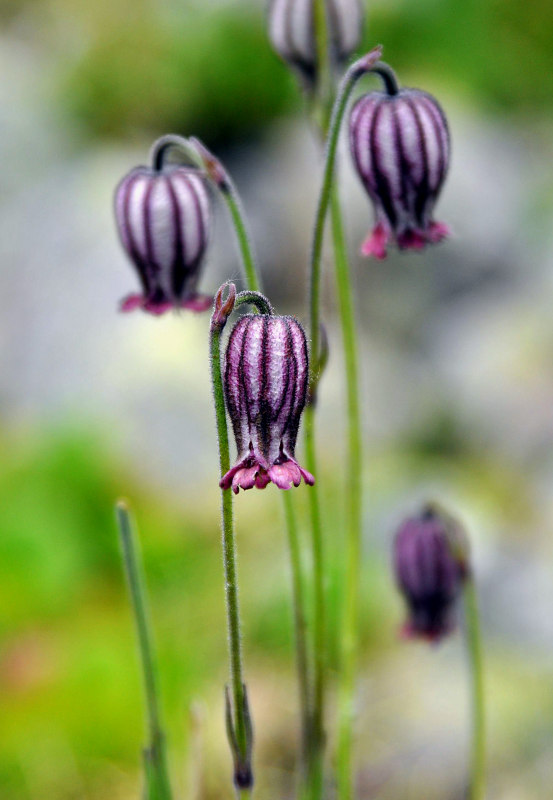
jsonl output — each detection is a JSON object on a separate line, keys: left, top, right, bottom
{"left": 464, "top": 576, "right": 486, "bottom": 800}
{"left": 150, "top": 134, "right": 260, "bottom": 294}
{"left": 190, "top": 137, "right": 260, "bottom": 294}
{"left": 329, "top": 185, "right": 363, "bottom": 800}
{"left": 116, "top": 501, "right": 172, "bottom": 800}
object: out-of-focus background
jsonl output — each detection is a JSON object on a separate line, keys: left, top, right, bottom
{"left": 1, "top": 0, "right": 553, "bottom": 798}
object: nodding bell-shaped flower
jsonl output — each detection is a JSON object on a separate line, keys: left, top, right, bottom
{"left": 220, "top": 314, "right": 315, "bottom": 493}
{"left": 394, "top": 504, "right": 469, "bottom": 642}
{"left": 114, "top": 164, "right": 212, "bottom": 315}
{"left": 268, "top": 0, "right": 363, "bottom": 86}
{"left": 349, "top": 64, "right": 450, "bottom": 259}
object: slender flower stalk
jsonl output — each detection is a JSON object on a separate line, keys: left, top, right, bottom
{"left": 282, "top": 490, "right": 312, "bottom": 777}
{"left": 210, "top": 285, "right": 254, "bottom": 793}
{"left": 464, "top": 575, "right": 486, "bottom": 800}
{"left": 305, "top": 43, "right": 382, "bottom": 800}
{"left": 115, "top": 501, "right": 172, "bottom": 800}
{"left": 308, "top": 45, "right": 383, "bottom": 396}
{"left": 329, "top": 184, "right": 363, "bottom": 800}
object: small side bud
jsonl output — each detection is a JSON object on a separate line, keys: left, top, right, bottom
{"left": 190, "top": 137, "right": 229, "bottom": 191}
{"left": 350, "top": 44, "right": 384, "bottom": 78}
{"left": 212, "top": 283, "right": 237, "bottom": 330}
{"left": 224, "top": 685, "right": 254, "bottom": 790}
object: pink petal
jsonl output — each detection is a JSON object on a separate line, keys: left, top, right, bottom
{"left": 361, "top": 224, "right": 388, "bottom": 260}
{"left": 120, "top": 294, "right": 146, "bottom": 313}
{"left": 254, "top": 471, "right": 271, "bottom": 489}
{"left": 269, "top": 462, "right": 300, "bottom": 490}
{"left": 298, "top": 465, "right": 315, "bottom": 486}
{"left": 232, "top": 465, "right": 259, "bottom": 493}
{"left": 427, "top": 220, "right": 451, "bottom": 243}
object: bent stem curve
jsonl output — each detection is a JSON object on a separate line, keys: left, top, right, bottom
{"left": 464, "top": 575, "right": 486, "bottom": 800}
{"left": 151, "top": 134, "right": 260, "bottom": 294}
{"left": 116, "top": 501, "right": 172, "bottom": 800}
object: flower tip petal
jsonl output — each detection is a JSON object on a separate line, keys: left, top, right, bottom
{"left": 268, "top": 465, "right": 294, "bottom": 490}
{"left": 219, "top": 471, "right": 233, "bottom": 491}
{"left": 361, "top": 225, "right": 388, "bottom": 259}
{"left": 428, "top": 221, "right": 451, "bottom": 243}
{"left": 299, "top": 467, "right": 315, "bottom": 486}
{"left": 120, "top": 294, "right": 145, "bottom": 313}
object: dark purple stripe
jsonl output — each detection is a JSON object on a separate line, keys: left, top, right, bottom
{"left": 239, "top": 315, "right": 257, "bottom": 448}
{"left": 281, "top": 317, "right": 299, "bottom": 453}
{"left": 370, "top": 99, "right": 399, "bottom": 229}
{"left": 143, "top": 176, "right": 158, "bottom": 278}
{"left": 405, "top": 95, "right": 430, "bottom": 228}
{"left": 164, "top": 174, "right": 186, "bottom": 300}
{"left": 121, "top": 171, "right": 151, "bottom": 294}
{"left": 351, "top": 95, "right": 379, "bottom": 198}
{"left": 391, "top": 98, "right": 410, "bottom": 215}
{"left": 258, "top": 315, "right": 271, "bottom": 457}
{"left": 225, "top": 318, "right": 248, "bottom": 454}
{"left": 271, "top": 319, "right": 294, "bottom": 436}
{"left": 417, "top": 94, "right": 449, "bottom": 192}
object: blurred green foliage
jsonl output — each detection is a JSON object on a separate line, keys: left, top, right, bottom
{"left": 0, "top": 427, "right": 395, "bottom": 798}
{"left": 51, "top": 0, "right": 553, "bottom": 146}
{"left": 59, "top": 3, "right": 299, "bottom": 146}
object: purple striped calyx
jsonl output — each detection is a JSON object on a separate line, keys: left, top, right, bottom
{"left": 114, "top": 164, "right": 212, "bottom": 315}
{"left": 350, "top": 71, "right": 450, "bottom": 259}
{"left": 268, "top": 0, "right": 363, "bottom": 84}
{"left": 221, "top": 314, "right": 315, "bottom": 493}
{"left": 394, "top": 504, "right": 469, "bottom": 642}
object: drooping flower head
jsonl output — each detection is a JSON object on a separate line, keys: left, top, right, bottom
{"left": 268, "top": 0, "right": 363, "bottom": 86}
{"left": 114, "top": 160, "right": 212, "bottom": 315}
{"left": 349, "top": 63, "right": 450, "bottom": 259}
{"left": 394, "top": 504, "right": 469, "bottom": 642}
{"left": 221, "top": 313, "right": 315, "bottom": 493}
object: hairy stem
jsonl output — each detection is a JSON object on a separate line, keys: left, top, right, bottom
{"left": 464, "top": 576, "right": 486, "bottom": 800}
{"left": 116, "top": 501, "right": 172, "bottom": 800}
{"left": 190, "top": 137, "right": 260, "bottom": 294}
{"left": 210, "top": 314, "right": 252, "bottom": 794}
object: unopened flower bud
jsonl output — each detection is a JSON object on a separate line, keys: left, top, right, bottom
{"left": 350, "top": 64, "right": 450, "bottom": 259}
{"left": 221, "top": 314, "right": 315, "bottom": 493}
{"left": 114, "top": 163, "right": 212, "bottom": 314}
{"left": 394, "top": 504, "right": 469, "bottom": 642}
{"left": 268, "top": 0, "right": 363, "bottom": 85}
{"left": 212, "top": 283, "right": 237, "bottom": 330}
